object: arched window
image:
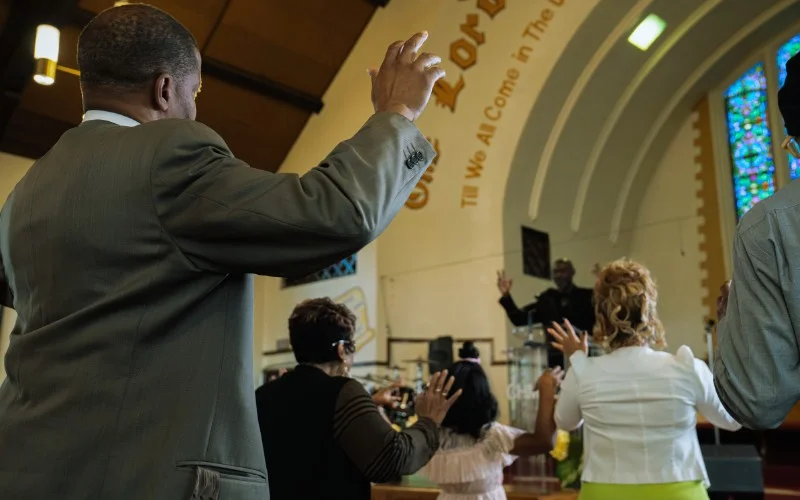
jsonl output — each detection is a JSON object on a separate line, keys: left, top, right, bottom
{"left": 724, "top": 63, "right": 775, "bottom": 220}
{"left": 722, "top": 31, "right": 800, "bottom": 220}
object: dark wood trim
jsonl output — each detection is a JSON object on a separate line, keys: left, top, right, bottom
{"left": 262, "top": 347, "right": 292, "bottom": 356}
{"left": 366, "top": 0, "right": 390, "bottom": 7}
{"left": 71, "top": 7, "right": 324, "bottom": 114}
{"left": 387, "top": 337, "right": 510, "bottom": 366}
{"left": 352, "top": 360, "right": 390, "bottom": 368}
{"left": 263, "top": 336, "right": 511, "bottom": 367}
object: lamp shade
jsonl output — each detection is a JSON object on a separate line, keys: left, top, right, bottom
{"left": 33, "top": 24, "right": 59, "bottom": 85}
{"left": 34, "top": 25, "right": 59, "bottom": 62}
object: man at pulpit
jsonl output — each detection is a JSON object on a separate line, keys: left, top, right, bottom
{"left": 496, "top": 259, "right": 594, "bottom": 368}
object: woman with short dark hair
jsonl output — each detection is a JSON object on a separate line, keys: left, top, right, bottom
{"left": 256, "top": 297, "right": 461, "bottom": 500}
{"left": 420, "top": 342, "right": 562, "bottom": 500}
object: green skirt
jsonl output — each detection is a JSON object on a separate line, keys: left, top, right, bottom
{"left": 579, "top": 481, "right": 708, "bottom": 500}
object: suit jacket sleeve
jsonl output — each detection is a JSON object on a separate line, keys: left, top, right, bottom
{"left": 149, "top": 113, "right": 435, "bottom": 276}
{"left": 499, "top": 293, "right": 536, "bottom": 326}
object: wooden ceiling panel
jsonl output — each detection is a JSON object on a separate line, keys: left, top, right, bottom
{"left": 78, "top": 0, "right": 228, "bottom": 48}
{"left": 1, "top": 108, "right": 73, "bottom": 160}
{"left": 0, "top": 0, "right": 382, "bottom": 167}
{"left": 196, "top": 75, "right": 311, "bottom": 172}
{"left": 0, "top": 0, "right": 12, "bottom": 29}
{"left": 204, "top": 0, "right": 374, "bottom": 97}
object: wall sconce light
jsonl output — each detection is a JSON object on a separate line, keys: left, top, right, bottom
{"left": 113, "top": 1, "right": 129, "bottom": 5}
{"left": 32, "top": 24, "right": 81, "bottom": 86}
{"left": 33, "top": 24, "right": 60, "bottom": 85}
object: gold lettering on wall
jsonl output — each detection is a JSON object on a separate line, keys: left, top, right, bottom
{"left": 461, "top": 185, "right": 479, "bottom": 207}
{"left": 460, "top": 1, "right": 567, "bottom": 208}
{"left": 434, "top": 0, "right": 507, "bottom": 112}
{"left": 406, "top": 137, "right": 441, "bottom": 210}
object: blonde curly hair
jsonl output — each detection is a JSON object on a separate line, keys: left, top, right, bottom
{"left": 593, "top": 258, "right": 666, "bottom": 352}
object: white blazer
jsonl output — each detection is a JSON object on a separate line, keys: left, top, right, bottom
{"left": 554, "top": 345, "right": 741, "bottom": 487}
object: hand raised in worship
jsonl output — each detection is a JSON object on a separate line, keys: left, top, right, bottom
{"left": 534, "top": 367, "right": 564, "bottom": 397}
{"left": 548, "top": 319, "right": 589, "bottom": 359}
{"left": 372, "top": 383, "right": 402, "bottom": 408}
{"left": 716, "top": 280, "right": 732, "bottom": 320}
{"left": 496, "top": 270, "right": 513, "bottom": 295}
{"left": 267, "top": 368, "right": 287, "bottom": 382}
{"left": 414, "top": 370, "right": 462, "bottom": 425}
{"left": 368, "top": 32, "right": 445, "bottom": 122}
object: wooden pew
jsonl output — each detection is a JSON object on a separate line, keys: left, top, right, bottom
{"left": 372, "top": 477, "right": 578, "bottom": 500}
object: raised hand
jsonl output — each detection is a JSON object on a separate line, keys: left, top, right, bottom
{"left": 534, "top": 367, "right": 564, "bottom": 396}
{"left": 716, "top": 280, "right": 732, "bottom": 320}
{"left": 369, "top": 32, "right": 445, "bottom": 122}
{"left": 496, "top": 270, "right": 513, "bottom": 295}
{"left": 372, "top": 383, "right": 402, "bottom": 408}
{"left": 548, "top": 319, "right": 588, "bottom": 359}
{"left": 414, "top": 370, "right": 462, "bottom": 425}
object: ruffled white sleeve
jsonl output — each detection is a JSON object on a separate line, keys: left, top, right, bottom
{"left": 419, "top": 423, "right": 525, "bottom": 485}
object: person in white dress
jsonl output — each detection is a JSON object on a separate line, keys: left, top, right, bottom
{"left": 420, "top": 342, "right": 562, "bottom": 500}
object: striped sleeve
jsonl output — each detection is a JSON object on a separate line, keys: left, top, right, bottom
{"left": 333, "top": 379, "right": 440, "bottom": 483}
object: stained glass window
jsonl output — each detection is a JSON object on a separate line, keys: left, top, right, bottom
{"left": 724, "top": 63, "right": 776, "bottom": 220}
{"left": 776, "top": 34, "right": 800, "bottom": 179}
{"left": 282, "top": 254, "right": 357, "bottom": 288}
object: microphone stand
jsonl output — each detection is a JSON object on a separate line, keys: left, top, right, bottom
{"left": 705, "top": 319, "right": 721, "bottom": 446}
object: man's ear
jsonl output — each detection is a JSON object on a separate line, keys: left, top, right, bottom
{"left": 152, "top": 73, "right": 172, "bottom": 112}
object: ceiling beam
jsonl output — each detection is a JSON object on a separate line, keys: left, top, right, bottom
{"left": 202, "top": 59, "right": 323, "bottom": 113}
{"left": 0, "top": 0, "right": 79, "bottom": 145}
{"left": 71, "top": 7, "right": 323, "bottom": 114}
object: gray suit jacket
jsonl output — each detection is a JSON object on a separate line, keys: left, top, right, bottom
{"left": 0, "top": 112, "right": 434, "bottom": 499}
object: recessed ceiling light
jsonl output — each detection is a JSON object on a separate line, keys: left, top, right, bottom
{"left": 628, "top": 14, "right": 667, "bottom": 51}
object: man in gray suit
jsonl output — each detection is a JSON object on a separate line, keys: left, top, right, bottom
{"left": 0, "top": 4, "right": 443, "bottom": 499}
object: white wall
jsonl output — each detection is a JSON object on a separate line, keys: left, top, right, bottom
{"left": 629, "top": 112, "right": 707, "bottom": 355}
{"left": 0, "top": 152, "right": 35, "bottom": 382}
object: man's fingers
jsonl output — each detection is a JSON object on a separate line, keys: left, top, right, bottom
{"left": 551, "top": 342, "right": 564, "bottom": 352}
{"left": 368, "top": 68, "right": 378, "bottom": 84}
{"left": 401, "top": 31, "right": 428, "bottom": 64}
{"left": 425, "top": 66, "right": 446, "bottom": 83}
{"left": 382, "top": 41, "right": 404, "bottom": 67}
{"left": 414, "top": 53, "right": 441, "bottom": 69}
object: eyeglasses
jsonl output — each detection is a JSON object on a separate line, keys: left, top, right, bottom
{"left": 782, "top": 136, "right": 800, "bottom": 159}
{"left": 331, "top": 339, "right": 356, "bottom": 354}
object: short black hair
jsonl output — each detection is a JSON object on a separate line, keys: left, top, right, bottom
{"left": 441, "top": 360, "right": 498, "bottom": 439}
{"left": 77, "top": 3, "right": 199, "bottom": 89}
{"left": 289, "top": 298, "right": 356, "bottom": 364}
